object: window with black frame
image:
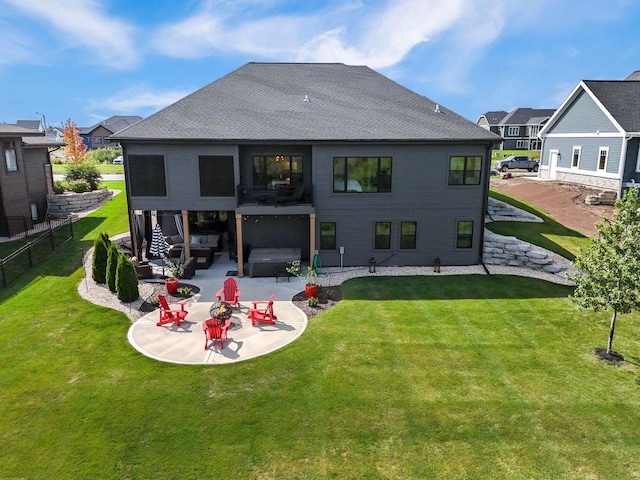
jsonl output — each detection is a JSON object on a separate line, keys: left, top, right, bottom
{"left": 253, "top": 155, "right": 303, "bottom": 188}
{"left": 333, "top": 157, "right": 392, "bottom": 192}
{"left": 320, "top": 222, "right": 336, "bottom": 250}
{"left": 456, "top": 221, "right": 473, "bottom": 248}
{"left": 375, "top": 221, "right": 391, "bottom": 249}
{"left": 448, "top": 156, "right": 482, "bottom": 185}
{"left": 400, "top": 221, "right": 416, "bottom": 249}
{"left": 128, "top": 155, "right": 166, "bottom": 196}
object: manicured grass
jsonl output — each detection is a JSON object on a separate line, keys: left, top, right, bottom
{"left": 52, "top": 163, "right": 124, "bottom": 175}
{"left": 2, "top": 183, "right": 639, "bottom": 478}
{"left": 488, "top": 189, "right": 592, "bottom": 260}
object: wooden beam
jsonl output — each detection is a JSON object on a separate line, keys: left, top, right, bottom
{"left": 309, "top": 213, "right": 316, "bottom": 263}
{"left": 182, "top": 210, "right": 190, "bottom": 260}
{"left": 235, "top": 213, "right": 244, "bottom": 277}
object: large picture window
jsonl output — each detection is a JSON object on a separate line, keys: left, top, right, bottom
{"left": 333, "top": 157, "right": 392, "bottom": 193}
{"left": 199, "top": 156, "right": 235, "bottom": 196}
{"left": 128, "top": 155, "right": 166, "bottom": 196}
{"left": 456, "top": 221, "right": 473, "bottom": 249}
{"left": 400, "top": 221, "right": 416, "bottom": 249}
{"left": 375, "top": 221, "right": 391, "bottom": 249}
{"left": 449, "top": 156, "right": 481, "bottom": 185}
{"left": 320, "top": 222, "right": 336, "bottom": 250}
{"left": 253, "top": 155, "right": 303, "bottom": 189}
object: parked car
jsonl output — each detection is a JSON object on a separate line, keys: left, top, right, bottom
{"left": 494, "top": 155, "right": 539, "bottom": 172}
{"left": 112, "top": 155, "right": 124, "bottom": 164}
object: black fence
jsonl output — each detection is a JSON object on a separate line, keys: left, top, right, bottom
{"left": 0, "top": 217, "right": 74, "bottom": 288}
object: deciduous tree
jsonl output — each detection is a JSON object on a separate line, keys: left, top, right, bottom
{"left": 63, "top": 118, "right": 87, "bottom": 164}
{"left": 570, "top": 188, "right": 640, "bottom": 357}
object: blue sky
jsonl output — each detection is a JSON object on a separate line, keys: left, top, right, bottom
{"left": 1, "top": 0, "right": 639, "bottom": 130}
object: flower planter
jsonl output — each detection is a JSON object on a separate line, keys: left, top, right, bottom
{"left": 165, "top": 278, "right": 179, "bottom": 294}
{"left": 304, "top": 284, "right": 318, "bottom": 298}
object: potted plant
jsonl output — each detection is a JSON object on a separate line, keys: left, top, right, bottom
{"left": 286, "top": 260, "right": 319, "bottom": 298}
{"left": 162, "top": 254, "right": 184, "bottom": 294}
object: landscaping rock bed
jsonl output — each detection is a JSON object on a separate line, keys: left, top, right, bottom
{"left": 292, "top": 285, "right": 342, "bottom": 318}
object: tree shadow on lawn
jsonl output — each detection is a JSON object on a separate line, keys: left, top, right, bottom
{"left": 488, "top": 190, "right": 589, "bottom": 261}
{"left": 342, "top": 274, "right": 574, "bottom": 301}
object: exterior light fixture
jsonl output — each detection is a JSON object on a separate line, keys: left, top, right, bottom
{"left": 369, "top": 257, "right": 376, "bottom": 273}
{"left": 434, "top": 257, "right": 441, "bottom": 273}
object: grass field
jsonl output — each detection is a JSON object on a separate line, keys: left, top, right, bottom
{"left": 52, "top": 163, "right": 124, "bottom": 175}
{"left": 1, "top": 183, "right": 639, "bottom": 479}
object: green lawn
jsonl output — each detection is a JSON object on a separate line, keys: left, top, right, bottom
{"left": 52, "top": 163, "right": 124, "bottom": 175}
{"left": 488, "top": 189, "right": 592, "bottom": 260}
{"left": 1, "top": 184, "right": 639, "bottom": 479}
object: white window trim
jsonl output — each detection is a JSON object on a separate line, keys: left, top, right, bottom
{"left": 507, "top": 126, "right": 519, "bottom": 136}
{"left": 636, "top": 148, "right": 640, "bottom": 173}
{"left": 516, "top": 140, "right": 525, "bottom": 149}
{"left": 597, "top": 147, "right": 609, "bottom": 172}
{"left": 571, "top": 146, "right": 581, "bottom": 169}
{"left": 4, "top": 146, "right": 17, "bottom": 172}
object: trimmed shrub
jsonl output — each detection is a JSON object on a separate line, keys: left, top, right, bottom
{"left": 105, "top": 242, "right": 119, "bottom": 293}
{"left": 67, "top": 179, "right": 91, "bottom": 193}
{"left": 65, "top": 162, "right": 102, "bottom": 190}
{"left": 87, "top": 147, "right": 120, "bottom": 164}
{"left": 116, "top": 254, "right": 139, "bottom": 302}
{"left": 52, "top": 180, "right": 66, "bottom": 194}
{"left": 91, "top": 233, "right": 110, "bottom": 284}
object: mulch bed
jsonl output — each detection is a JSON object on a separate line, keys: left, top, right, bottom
{"left": 139, "top": 282, "right": 201, "bottom": 312}
{"left": 291, "top": 285, "right": 342, "bottom": 318}
{"left": 594, "top": 347, "right": 625, "bottom": 363}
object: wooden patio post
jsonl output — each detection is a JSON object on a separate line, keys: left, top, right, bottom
{"left": 182, "top": 210, "right": 191, "bottom": 260}
{"left": 309, "top": 213, "right": 316, "bottom": 264}
{"left": 235, "top": 213, "right": 244, "bottom": 277}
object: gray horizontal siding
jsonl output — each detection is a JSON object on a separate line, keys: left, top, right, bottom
{"left": 125, "top": 143, "right": 239, "bottom": 211}
{"left": 548, "top": 90, "right": 618, "bottom": 134}
{"left": 312, "top": 143, "right": 486, "bottom": 266}
{"left": 542, "top": 137, "right": 623, "bottom": 174}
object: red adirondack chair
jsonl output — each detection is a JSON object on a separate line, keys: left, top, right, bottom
{"left": 157, "top": 294, "right": 188, "bottom": 327}
{"left": 216, "top": 277, "right": 241, "bottom": 309}
{"left": 247, "top": 293, "right": 278, "bottom": 326}
{"left": 203, "top": 318, "right": 231, "bottom": 350}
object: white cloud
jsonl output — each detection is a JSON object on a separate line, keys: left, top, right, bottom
{"left": 90, "top": 85, "right": 192, "bottom": 114}
{"left": 4, "top": 0, "right": 139, "bottom": 69}
{"left": 0, "top": 22, "right": 39, "bottom": 65}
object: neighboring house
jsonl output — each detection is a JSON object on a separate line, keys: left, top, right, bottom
{"left": 476, "top": 110, "right": 507, "bottom": 136}
{"left": 81, "top": 115, "right": 142, "bottom": 149}
{"left": 0, "top": 124, "right": 63, "bottom": 236}
{"left": 113, "top": 62, "right": 499, "bottom": 276}
{"left": 538, "top": 78, "right": 640, "bottom": 197}
{"left": 478, "top": 108, "right": 555, "bottom": 150}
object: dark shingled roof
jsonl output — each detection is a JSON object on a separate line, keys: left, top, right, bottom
{"left": 114, "top": 63, "right": 498, "bottom": 143}
{"left": 584, "top": 80, "right": 640, "bottom": 132}
{"left": 500, "top": 108, "right": 555, "bottom": 126}
{"left": 478, "top": 110, "right": 508, "bottom": 125}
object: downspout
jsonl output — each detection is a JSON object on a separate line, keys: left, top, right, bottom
{"left": 479, "top": 141, "right": 497, "bottom": 267}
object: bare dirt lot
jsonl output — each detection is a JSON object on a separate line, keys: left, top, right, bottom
{"left": 490, "top": 175, "right": 615, "bottom": 237}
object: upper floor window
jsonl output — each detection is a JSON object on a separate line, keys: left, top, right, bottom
{"left": 253, "top": 155, "right": 302, "bottom": 189}
{"left": 400, "top": 221, "right": 417, "bottom": 249}
{"left": 449, "top": 156, "right": 481, "bottom": 185}
{"left": 598, "top": 147, "right": 608, "bottom": 171}
{"left": 507, "top": 126, "right": 519, "bottom": 136}
{"left": 320, "top": 222, "right": 336, "bottom": 250}
{"left": 94, "top": 136, "right": 102, "bottom": 144}
{"left": 4, "top": 142, "right": 17, "bottom": 171}
{"left": 572, "top": 146, "right": 581, "bottom": 168}
{"left": 128, "top": 155, "right": 166, "bottom": 196}
{"left": 333, "top": 157, "right": 392, "bottom": 193}
{"left": 375, "top": 221, "right": 391, "bottom": 249}
{"left": 456, "top": 221, "right": 473, "bottom": 249}
{"left": 199, "top": 156, "right": 235, "bottom": 197}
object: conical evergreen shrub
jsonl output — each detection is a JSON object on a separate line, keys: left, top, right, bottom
{"left": 91, "top": 232, "right": 110, "bottom": 284}
{"left": 105, "top": 241, "right": 119, "bottom": 293}
{"left": 116, "top": 253, "right": 139, "bottom": 302}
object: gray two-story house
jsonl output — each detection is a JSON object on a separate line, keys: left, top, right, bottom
{"left": 113, "top": 62, "right": 499, "bottom": 276}
{"left": 538, "top": 78, "right": 640, "bottom": 197}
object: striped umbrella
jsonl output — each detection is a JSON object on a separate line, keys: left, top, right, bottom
{"left": 149, "top": 224, "right": 169, "bottom": 257}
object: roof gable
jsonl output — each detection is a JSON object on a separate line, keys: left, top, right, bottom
{"left": 114, "top": 63, "right": 498, "bottom": 143}
{"left": 500, "top": 108, "right": 555, "bottom": 126}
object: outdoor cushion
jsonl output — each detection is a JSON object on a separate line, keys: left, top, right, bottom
{"left": 191, "top": 235, "right": 202, "bottom": 245}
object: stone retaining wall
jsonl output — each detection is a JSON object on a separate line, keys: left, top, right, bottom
{"left": 483, "top": 231, "right": 566, "bottom": 274}
{"left": 48, "top": 188, "right": 112, "bottom": 217}
{"left": 486, "top": 197, "right": 542, "bottom": 222}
